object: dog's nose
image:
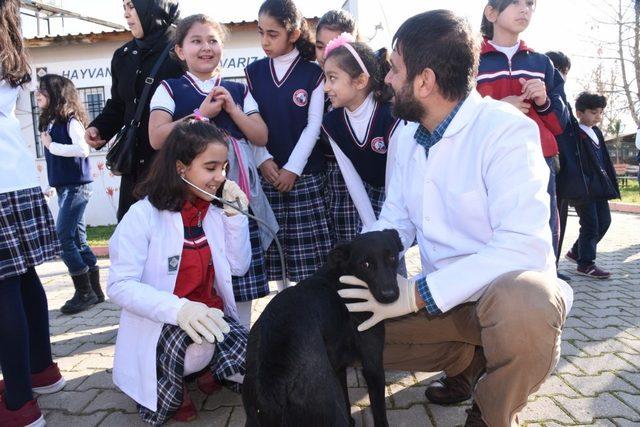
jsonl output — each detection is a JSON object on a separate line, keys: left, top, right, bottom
{"left": 379, "top": 288, "right": 399, "bottom": 302}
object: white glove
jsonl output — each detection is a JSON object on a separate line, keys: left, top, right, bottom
{"left": 221, "top": 179, "right": 248, "bottom": 216}
{"left": 337, "top": 274, "right": 419, "bottom": 332}
{"left": 177, "top": 300, "right": 230, "bottom": 345}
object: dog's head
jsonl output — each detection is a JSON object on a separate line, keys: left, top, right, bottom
{"left": 327, "top": 229, "right": 403, "bottom": 304}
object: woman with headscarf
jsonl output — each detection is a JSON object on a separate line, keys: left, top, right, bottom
{"left": 85, "top": 0, "right": 183, "bottom": 221}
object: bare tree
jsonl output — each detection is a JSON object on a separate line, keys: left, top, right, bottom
{"left": 586, "top": 0, "right": 640, "bottom": 127}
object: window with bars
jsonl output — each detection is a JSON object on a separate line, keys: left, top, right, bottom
{"left": 31, "top": 86, "right": 106, "bottom": 158}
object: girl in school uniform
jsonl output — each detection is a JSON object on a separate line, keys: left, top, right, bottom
{"left": 247, "top": 0, "right": 331, "bottom": 288}
{"left": 108, "top": 121, "right": 250, "bottom": 424}
{"left": 314, "top": 10, "right": 360, "bottom": 246}
{"left": 36, "top": 74, "right": 104, "bottom": 315}
{"left": 148, "top": 14, "right": 275, "bottom": 330}
{"left": 321, "top": 35, "right": 406, "bottom": 245}
{"left": 477, "top": 0, "right": 568, "bottom": 263}
{"left": 0, "top": 2, "right": 64, "bottom": 425}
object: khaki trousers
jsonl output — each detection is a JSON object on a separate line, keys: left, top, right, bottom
{"left": 384, "top": 271, "right": 567, "bottom": 427}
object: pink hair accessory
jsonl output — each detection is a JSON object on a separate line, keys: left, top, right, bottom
{"left": 192, "top": 109, "right": 210, "bottom": 122}
{"left": 324, "top": 32, "right": 370, "bottom": 77}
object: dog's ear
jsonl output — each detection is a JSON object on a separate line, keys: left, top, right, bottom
{"left": 383, "top": 229, "right": 404, "bottom": 253}
{"left": 327, "top": 242, "right": 350, "bottom": 271}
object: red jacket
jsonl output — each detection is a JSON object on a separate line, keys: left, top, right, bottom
{"left": 477, "top": 38, "right": 568, "bottom": 157}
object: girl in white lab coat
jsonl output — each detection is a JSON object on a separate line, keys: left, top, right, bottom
{"left": 108, "top": 120, "right": 251, "bottom": 425}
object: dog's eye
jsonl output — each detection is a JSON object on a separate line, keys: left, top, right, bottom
{"left": 389, "top": 255, "right": 397, "bottom": 262}
{"left": 362, "top": 261, "right": 370, "bottom": 269}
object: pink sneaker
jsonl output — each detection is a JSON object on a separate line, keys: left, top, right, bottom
{"left": 565, "top": 250, "right": 578, "bottom": 264}
{"left": 577, "top": 264, "right": 611, "bottom": 279}
{"left": 0, "top": 395, "right": 45, "bottom": 427}
{"left": 0, "top": 363, "right": 65, "bottom": 395}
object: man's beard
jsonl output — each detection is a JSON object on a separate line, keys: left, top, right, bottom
{"left": 391, "top": 82, "right": 426, "bottom": 123}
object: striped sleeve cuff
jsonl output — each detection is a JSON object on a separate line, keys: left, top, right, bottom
{"left": 416, "top": 277, "right": 442, "bottom": 315}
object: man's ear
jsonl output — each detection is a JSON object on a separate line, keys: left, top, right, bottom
{"left": 327, "top": 242, "right": 350, "bottom": 271}
{"left": 413, "top": 68, "right": 437, "bottom": 100}
{"left": 383, "top": 229, "right": 404, "bottom": 253}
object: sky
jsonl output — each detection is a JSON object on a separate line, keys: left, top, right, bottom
{"left": 21, "top": 0, "right": 636, "bottom": 133}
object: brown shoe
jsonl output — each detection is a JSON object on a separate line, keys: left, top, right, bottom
{"left": 425, "top": 346, "right": 486, "bottom": 405}
{"left": 464, "top": 402, "right": 488, "bottom": 427}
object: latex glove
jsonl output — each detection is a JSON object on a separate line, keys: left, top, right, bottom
{"left": 177, "top": 300, "right": 230, "bottom": 345}
{"left": 221, "top": 179, "right": 248, "bottom": 216}
{"left": 337, "top": 274, "right": 419, "bottom": 332}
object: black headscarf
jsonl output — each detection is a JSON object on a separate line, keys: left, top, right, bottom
{"left": 131, "top": 0, "right": 180, "bottom": 50}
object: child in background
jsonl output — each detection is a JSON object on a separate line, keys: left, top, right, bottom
{"left": 149, "top": 14, "right": 275, "bottom": 330}
{"left": 315, "top": 10, "right": 360, "bottom": 246}
{"left": 247, "top": 0, "right": 331, "bottom": 289}
{"left": 108, "top": 121, "right": 251, "bottom": 424}
{"left": 565, "top": 92, "right": 619, "bottom": 279}
{"left": 322, "top": 35, "right": 404, "bottom": 242}
{"left": 477, "top": 0, "right": 568, "bottom": 265}
{"left": 37, "top": 74, "right": 103, "bottom": 315}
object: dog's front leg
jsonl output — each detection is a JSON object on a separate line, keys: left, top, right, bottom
{"left": 338, "top": 368, "right": 356, "bottom": 426}
{"left": 359, "top": 330, "right": 389, "bottom": 427}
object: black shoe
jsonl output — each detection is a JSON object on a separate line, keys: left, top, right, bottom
{"left": 425, "top": 346, "right": 486, "bottom": 405}
{"left": 557, "top": 272, "right": 572, "bottom": 282}
{"left": 89, "top": 268, "right": 105, "bottom": 303}
{"left": 464, "top": 402, "right": 488, "bottom": 427}
{"left": 60, "top": 272, "right": 98, "bottom": 314}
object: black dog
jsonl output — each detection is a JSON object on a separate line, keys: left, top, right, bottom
{"left": 242, "top": 230, "right": 403, "bottom": 427}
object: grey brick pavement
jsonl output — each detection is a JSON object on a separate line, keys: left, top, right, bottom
{"left": 2, "top": 211, "right": 639, "bottom": 426}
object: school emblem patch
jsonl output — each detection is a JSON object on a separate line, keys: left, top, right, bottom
{"left": 293, "top": 89, "right": 309, "bottom": 107}
{"left": 371, "top": 137, "right": 387, "bottom": 154}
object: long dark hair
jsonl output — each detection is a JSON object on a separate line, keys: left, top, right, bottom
{"left": 38, "top": 74, "right": 89, "bottom": 131}
{"left": 259, "top": 0, "right": 315, "bottom": 61}
{"left": 0, "top": 0, "right": 31, "bottom": 87}
{"left": 135, "top": 121, "right": 229, "bottom": 211}
{"left": 316, "top": 10, "right": 359, "bottom": 39}
{"left": 481, "top": 0, "right": 537, "bottom": 39}
{"left": 326, "top": 43, "right": 392, "bottom": 104}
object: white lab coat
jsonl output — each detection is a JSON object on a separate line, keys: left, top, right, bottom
{"left": 107, "top": 198, "right": 251, "bottom": 411}
{"left": 371, "top": 91, "right": 573, "bottom": 313}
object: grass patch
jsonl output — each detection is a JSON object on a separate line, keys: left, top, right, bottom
{"left": 87, "top": 225, "right": 115, "bottom": 247}
{"left": 619, "top": 179, "right": 640, "bottom": 204}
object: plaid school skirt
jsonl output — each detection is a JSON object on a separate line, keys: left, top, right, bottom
{"left": 0, "top": 187, "right": 60, "bottom": 280}
{"left": 232, "top": 215, "right": 269, "bottom": 302}
{"left": 260, "top": 173, "right": 332, "bottom": 282}
{"left": 331, "top": 177, "right": 386, "bottom": 244}
{"left": 138, "top": 318, "right": 248, "bottom": 425}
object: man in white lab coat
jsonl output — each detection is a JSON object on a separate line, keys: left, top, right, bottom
{"left": 337, "top": 10, "right": 572, "bottom": 427}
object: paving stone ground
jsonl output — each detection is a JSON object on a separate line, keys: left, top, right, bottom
{"left": 2, "top": 210, "right": 639, "bottom": 426}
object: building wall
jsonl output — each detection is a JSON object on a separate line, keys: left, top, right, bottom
{"left": 19, "top": 28, "right": 265, "bottom": 226}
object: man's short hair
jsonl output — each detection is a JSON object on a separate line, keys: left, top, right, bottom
{"left": 575, "top": 91, "right": 607, "bottom": 112}
{"left": 392, "top": 10, "right": 479, "bottom": 102}
{"left": 545, "top": 51, "right": 571, "bottom": 74}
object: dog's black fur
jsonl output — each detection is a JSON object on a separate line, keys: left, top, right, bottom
{"left": 242, "top": 230, "right": 403, "bottom": 427}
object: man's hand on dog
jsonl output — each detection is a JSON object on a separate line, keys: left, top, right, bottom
{"left": 338, "top": 275, "right": 420, "bottom": 331}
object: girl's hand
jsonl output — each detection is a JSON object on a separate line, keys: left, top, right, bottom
{"left": 199, "top": 90, "right": 225, "bottom": 118}
{"left": 519, "top": 78, "right": 548, "bottom": 107}
{"left": 85, "top": 127, "right": 106, "bottom": 148}
{"left": 501, "top": 95, "right": 530, "bottom": 114}
{"left": 273, "top": 168, "right": 297, "bottom": 193}
{"left": 40, "top": 131, "right": 52, "bottom": 149}
{"left": 211, "top": 86, "right": 239, "bottom": 115}
{"left": 259, "top": 159, "right": 280, "bottom": 184}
